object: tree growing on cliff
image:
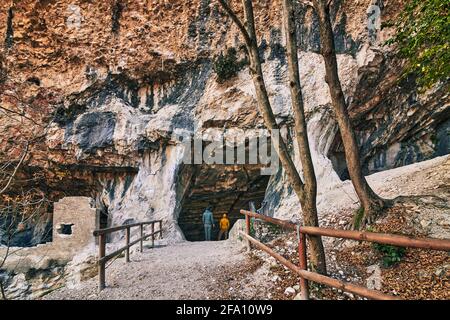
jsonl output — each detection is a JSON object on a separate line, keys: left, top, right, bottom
{"left": 0, "top": 78, "right": 55, "bottom": 299}
{"left": 310, "top": 0, "right": 388, "bottom": 229}
{"left": 0, "top": 187, "right": 49, "bottom": 300}
{"left": 0, "top": 146, "right": 28, "bottom": 299}
{"left": 385, "top": 0, "right": 449, "bottom": 89}
{"left": 217, "top": 0, "right": 327, "bottom": 274}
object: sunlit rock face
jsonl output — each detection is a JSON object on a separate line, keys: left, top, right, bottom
{"left": 0, "top": 0, "right": 448, "bottom": 296}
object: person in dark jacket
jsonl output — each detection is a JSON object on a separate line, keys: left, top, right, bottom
{"left": 202, "top": 206, "right": 215, "bottom": 241}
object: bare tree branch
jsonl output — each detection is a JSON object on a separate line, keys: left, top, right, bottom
{"left": 217, "top": 0, "right": 253, "bottom": 47}
{"left": 0, "top": 64, "right": 59, "bottom": 301}
{"left": 0, "top": 105, "right": 42, "bottom": 126}
{"left": 0, "top": 143, "right": 29, "bottom": 195}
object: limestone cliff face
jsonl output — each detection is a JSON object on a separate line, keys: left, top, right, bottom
{"left": 0, "top": 0, "right": 449, "bottom": 245}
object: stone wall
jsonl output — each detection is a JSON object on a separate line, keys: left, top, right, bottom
{"left": 0, "top": 197, "right": 98, "bottom": 299}
{"left": 52, "top": 197, "right": 99, "bottom": 255}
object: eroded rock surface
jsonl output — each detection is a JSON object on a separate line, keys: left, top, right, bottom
{"left": 0, "top": 0, "right": 448, "bottom": 298}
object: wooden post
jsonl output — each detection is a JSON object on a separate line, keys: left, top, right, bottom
{"left": 140, "top": 224, "right": 144, "bottom": 253}
{"left": 245, "top": 214, "right": 251, "bottom": 251}
{"left": 159, "top": 220, "right": 162, "bottom": 239}
{"left": 98, "top": 234, "right": 106, "bottom": 291}
{"left": 126, "top": 227, "right": 130, "bottom": 263}
{"left": 151, "top": 223, "right": 155, "bottom": 248}
{"left": 298, "top": 230, "right": 309, "bottom": 300}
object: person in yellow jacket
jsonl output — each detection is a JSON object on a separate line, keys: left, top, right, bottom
{"left": 218, "top": 214, "right": 230, "bottom": 240}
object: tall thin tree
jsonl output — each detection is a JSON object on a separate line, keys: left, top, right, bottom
{"left": 311, "top": 0, "right": 388, "bottom": 229}
{"left": 217, "top": 0, "right": 327, "bottom": 274}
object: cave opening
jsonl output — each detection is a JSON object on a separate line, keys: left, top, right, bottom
{"left": 327, "top": 132, "right": 350, "bottom": 181}
{"left": 177, "top": 164, "right": 270, "bottom": 242}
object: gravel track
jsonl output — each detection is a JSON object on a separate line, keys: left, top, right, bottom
{"left": 44, "top": 240, "right": 248, "bottom": 300}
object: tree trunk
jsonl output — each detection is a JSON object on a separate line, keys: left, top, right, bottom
{"left": 312, "top": 0, "right": 387, "bottom": 228}
{"left": 218, "top": 0, "right": 327, "bottom": 274}
{"left": 281, "top": 0, "right": 326, "bottom": 274}
{"left": 241, "top": 1, "right": 305, "bottom": 201}
{"left": 0, "top": 281, "right": 6, "bottom": 300}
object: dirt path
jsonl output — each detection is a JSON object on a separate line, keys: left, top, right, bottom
{"left": 44, "top": 240, "right": 253, "bottom": 300}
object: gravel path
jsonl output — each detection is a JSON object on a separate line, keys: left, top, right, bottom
{"left": 44, "top": 240, "right": 249, "bottom": 300}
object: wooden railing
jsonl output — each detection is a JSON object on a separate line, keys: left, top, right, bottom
{"left": 240, "top": 210, "right": 450, "bottom": 300}
{"left": 93, "top": 220, "right": 163, "bottom": 291}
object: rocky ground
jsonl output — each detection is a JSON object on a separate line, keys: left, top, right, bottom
{"left": 43, "top": 155, "right": 449, "bottom": 300}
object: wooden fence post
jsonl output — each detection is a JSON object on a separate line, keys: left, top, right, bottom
{"left": 98, "top": 234, "right": 106, "bottom": 291}
{"left": 151, "top": 223, "right": 155, "bottom": 248}
{"left": 298, "top": 229, "right": 309, "bottom": 300}
{"left": 159, "top": 221, "right": 162, "bottom": 239}
{"left": 140, "top": 224, "right": 144, "bottom": 252}
{"left": 245, "top": 214, "right": 251, "bottom": 251}
{"left": 126, "top": 226, "right": 130, "bottom": 263}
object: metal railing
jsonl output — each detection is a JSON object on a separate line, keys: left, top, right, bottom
{"left": 240, "top": 209, "right": 450, "bottom": 300}
{"left": 93, "top": 220, "right": 163, "bottom": 291}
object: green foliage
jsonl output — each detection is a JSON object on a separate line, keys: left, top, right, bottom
{"left": 384, "top": 0, "right": 450, "bottom": 89}
{"left": 373, "top": 243, "right": 406, "bottom": 267}
{"left": 213, "top": 47, "right": 248, "bottom": 83}
{"left": 352, "top": 206, "right": 365, "bottom": 230}
{"left": 267, "top": 222, "right": 282, "bottom": 235}
{"left": 249, "top": 217, "right": 255, "bottom": 237}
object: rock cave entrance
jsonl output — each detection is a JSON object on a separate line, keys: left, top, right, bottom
{"left": 328, "top": 132, "right": 350, "bottom": 181}
{"left": 177, "top": 164, "right": 270, "bottom": 241}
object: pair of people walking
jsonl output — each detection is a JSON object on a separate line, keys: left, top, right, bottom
{"left": 202, "top": 206, "right": 230, "bottom": 241}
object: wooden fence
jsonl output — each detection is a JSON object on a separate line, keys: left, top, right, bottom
{"left": 93, "top": 220, "right": 162, "bottom": 291}
{"left": 240, "top": 209, "right": 450, "bottom": 300}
